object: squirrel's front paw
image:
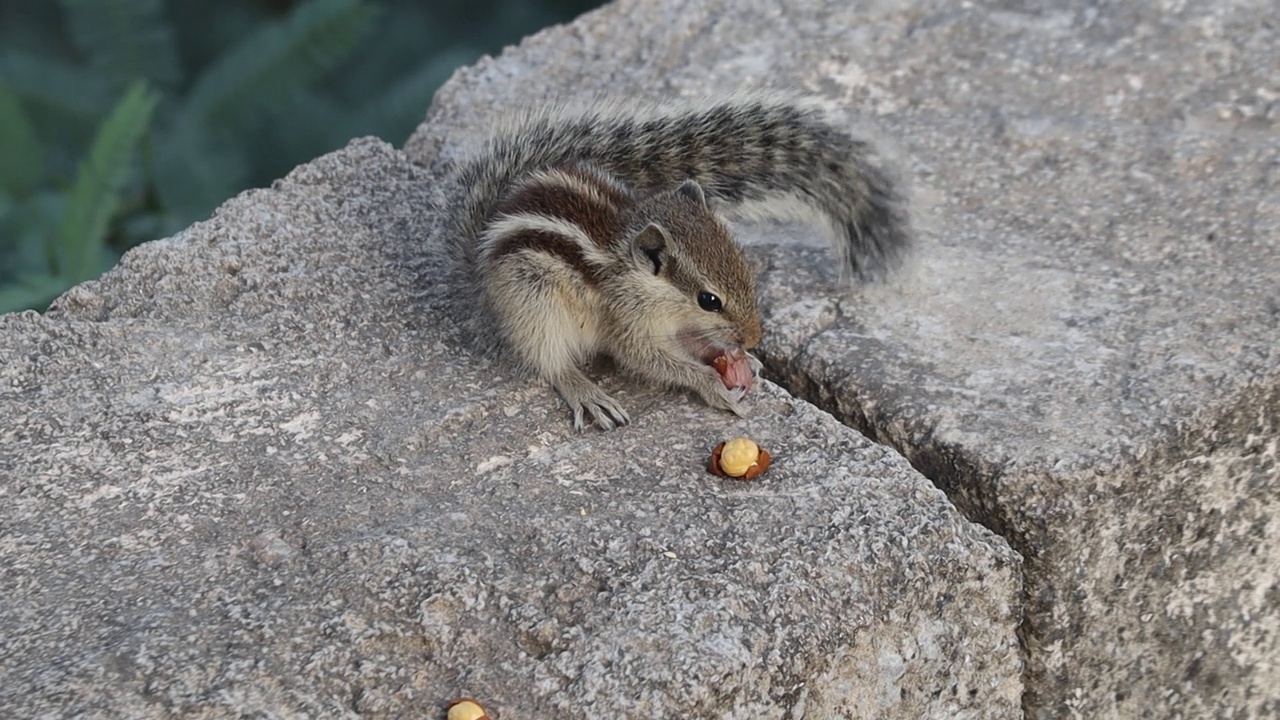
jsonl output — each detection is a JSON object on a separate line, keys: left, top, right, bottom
{"left": 571, "top": 394, "right": 631, "bottom": 431}
{"left": 552, "top": 374, "right": 630, "bottom": 431}
{"left": 699, "top": 378, "right": 749, "bottom": 417}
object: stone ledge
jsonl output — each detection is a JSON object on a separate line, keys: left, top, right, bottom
{"left": 0, "top": 138, "right": 1021, "bottom": 718}
{"left": 406, "top": 0, "right": 1280, "bottom": 717}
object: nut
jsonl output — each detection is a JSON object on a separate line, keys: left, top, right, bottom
{"left": 708, "top": 437, "right": 771, "bottom": 480}
{"left": 447, "top": 698, "right": 490, "bottom": 720}
{"left": 719, "top": 437, "right": 760, "bottom": 476}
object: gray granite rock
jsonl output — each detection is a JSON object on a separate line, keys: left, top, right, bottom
{"left": 0, "top": 139, "right": 1021, "bottom": 718}
{"left": 405, "top": 0, "right": 1279, "bottom": 717}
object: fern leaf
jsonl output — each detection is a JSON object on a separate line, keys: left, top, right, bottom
{"left": 53, "top": 80, "right": 158, "bottom": 283}
{"left": 57, "top": 0, "right": 182, "bottom": 88}
{"left": 175, "top": 0, "right": 381, "bottom": 137}
{"left": 0, "top": 81, "right": 45, "bottom": 195}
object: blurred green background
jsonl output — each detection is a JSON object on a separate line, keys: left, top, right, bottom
{"left": 0, "top": 0, "right": 603, "bottom": 313}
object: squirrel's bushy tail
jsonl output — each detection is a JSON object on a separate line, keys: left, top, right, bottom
{"left": 446, "top": 95, "right": 911, "bottom": 281}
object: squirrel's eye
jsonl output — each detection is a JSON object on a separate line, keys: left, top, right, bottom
{"left": 697, "top": 291, "right": 723, "bottom": 312}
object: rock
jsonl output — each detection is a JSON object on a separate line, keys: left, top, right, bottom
{"left": 6, "top": 0, "right": 1275, "bottom": 716}
{"left": 408, "top": 0, "right": 1280, "bottom": 717}
{"left": 0, "top": 138, "right": 1021, "bottom": 717}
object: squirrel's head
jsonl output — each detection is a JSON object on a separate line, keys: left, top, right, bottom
{"left": 620, "top": 179, "right": 764, "bottom": 360}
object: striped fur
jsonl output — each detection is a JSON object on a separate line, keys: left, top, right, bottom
{"left": 479, "top": 166, "right": 634, "bottom": 284}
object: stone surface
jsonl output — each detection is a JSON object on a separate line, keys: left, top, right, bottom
{"left": 405, "top": 0, "right": 1280, "bottom": 717}
{"left": 7, "top": 0, "right": 1278, "bottom": 716}
{"left": 0, "top": 139, "right": 1021, "bottom": 718}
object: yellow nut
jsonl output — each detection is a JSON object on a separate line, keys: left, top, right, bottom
{"left": 447, "top": 698, "right": 490, "bottom": 720}
{"left": 718, "top": 437, "right": 761, "bottom": 477}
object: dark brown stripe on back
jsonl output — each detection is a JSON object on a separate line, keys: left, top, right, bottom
{"left": 496, "top": 166, "right": 633, "bottom": 250}
{"left": 488, "top": 229, "right": 606, "bottom": 286}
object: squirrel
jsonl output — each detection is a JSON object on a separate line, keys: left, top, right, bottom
{"left": 439, "top": 93, "right": 911, "bottom": 431}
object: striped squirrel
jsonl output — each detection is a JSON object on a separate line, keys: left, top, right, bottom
{"left": 442, "top": 94, "right": 911, "bottom": 430}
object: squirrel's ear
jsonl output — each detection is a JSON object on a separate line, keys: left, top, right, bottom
{"left": 633, "top": 223, "right": 669, "bottom": 275}
{"left": 676, "top": 179, "right": 707, "bottom": 207}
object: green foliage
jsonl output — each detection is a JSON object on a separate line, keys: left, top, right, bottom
{"left": 0, "top": 0, "right": 604, "bottom": 314}
{"left": 0, "top": 272, "right": 73, "bottom": 316}
{"left": 59, "top": 0, "right": 182, "bottom": 88}
{"left": 157, "top": 0, "right": 382, "bottom": 221}
{"left": 0, "top": 51, "right": 116, "bottom": 157}
{"left": 178, "top": 0, "right": 381, "bottom": 134}
{"left": 55, "top": 80, "right": 159, "bottom": 283}
{"left": 0, "top": 81, "right": 44, "bottom": 195}
{"left": 0, "top": 80, "right": 157, "bottom": 310}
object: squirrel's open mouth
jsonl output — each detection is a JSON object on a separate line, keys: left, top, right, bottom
{"left": 709, "top": 347, "right": 755, "bottom": 391}
{"left": 679, "top": 332, "right": 755, "bottom": 391}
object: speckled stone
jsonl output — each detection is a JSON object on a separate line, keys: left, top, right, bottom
{"left": 0, "top": 137, "right": 1020, "bottom": 718}
{"left": 408, "top": 0, "right": 1280, "bottom": 717}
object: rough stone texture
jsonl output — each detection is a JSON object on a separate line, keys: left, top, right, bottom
{"left": 404, "top": 0, "right": 1280, "bottom": 717}
{"left": 0, "top": 139, "right": 1021, "bottom": 718}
